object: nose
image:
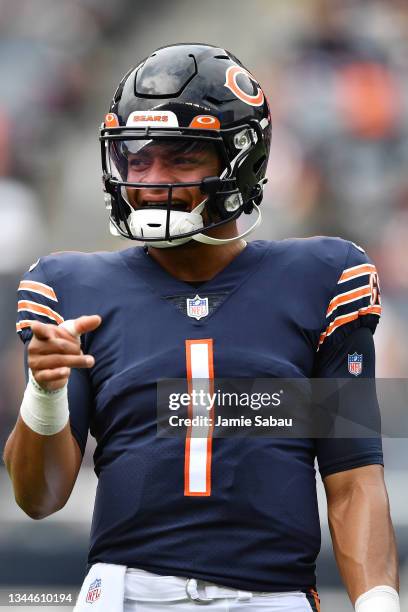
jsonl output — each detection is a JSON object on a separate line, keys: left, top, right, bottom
{"left": 134, "top": 158, "right": 177, "bottom": 207}
{"left": 139, "top": 158, "right": 176, "bottom": 185}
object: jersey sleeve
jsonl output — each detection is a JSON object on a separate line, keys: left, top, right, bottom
{"left": 16, "top": 258, "right": 65, "bottom": 344}
{"left": 318, "top": 242, "right": 382, "bottom": 350}
{"left": 17, "top": 257, "right": 91, "bottom": 455}
{"left": 314, "top": 326, "right": 383, "bottom": 478}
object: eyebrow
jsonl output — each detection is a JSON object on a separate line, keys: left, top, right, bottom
{"left": 128, "top": 149, "right": 210, "bottom": 160}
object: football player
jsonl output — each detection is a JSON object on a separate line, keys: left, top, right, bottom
{"left": 4, "top": 44, "right": 399, "bottom": 611}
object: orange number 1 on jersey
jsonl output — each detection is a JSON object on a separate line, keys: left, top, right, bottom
{"left": 184, "top": 339, "right": 214, "bottom": 496}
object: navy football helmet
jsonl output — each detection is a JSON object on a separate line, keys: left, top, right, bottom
{"left": 100, "top": 43, "right": 271, "bottom": 247}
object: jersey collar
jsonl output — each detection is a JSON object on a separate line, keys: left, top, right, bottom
{"left": 120, "top": 241, "right": 271, "bottom": 297}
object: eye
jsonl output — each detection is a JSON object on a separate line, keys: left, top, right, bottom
{"left": 129, "top": 157, "right": 150, "bottom": 169}
{"left": 173, "top": 155, "right": 201, "bottom": 166}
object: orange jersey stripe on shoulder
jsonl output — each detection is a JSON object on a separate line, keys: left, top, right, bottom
{"left": 18, "top": 280, "right": 58, "bottom": 302}
{"left": 326, "top": 285, "right": 371, "bottom": 317}
{"left": 338, "top": 263, "right": 376, "bottom": 283}
{"left": 17, "top": 300, "right": 64, "bottom": 325}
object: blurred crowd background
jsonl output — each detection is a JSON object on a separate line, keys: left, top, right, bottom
{"left": 0, "top": 0, "right": 407, "bottom": 610}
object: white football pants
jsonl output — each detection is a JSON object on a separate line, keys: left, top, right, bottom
{"left": 74, "top": 564, "right": 319, "bottom": 611}
{"left": 123, "top": 568, "right": 319, "bottom": 611}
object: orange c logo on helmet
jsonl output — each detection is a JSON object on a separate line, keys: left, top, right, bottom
{"left": 224, "top": 66, "right": 264, "bottom": 107}
{"left": 189, "top": 115, "right": 221, "bottom": 129}
{"left": 105, "top": 113, "right": 119, "bottom": 127}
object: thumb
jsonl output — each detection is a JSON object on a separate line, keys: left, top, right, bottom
{"left": 59, "top": 315, "right": 102, "bottom": 338}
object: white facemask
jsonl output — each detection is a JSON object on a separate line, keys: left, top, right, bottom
{"left": 128, "top": 202, "right": 206, "bottom": 248}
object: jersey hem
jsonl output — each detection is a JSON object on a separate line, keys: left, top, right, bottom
{"left": 87, "top": 560, "right": 317, "bottom": 594}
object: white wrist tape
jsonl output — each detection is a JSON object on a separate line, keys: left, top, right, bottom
{"left": 20, "top": 371, "right": 69, "bottom": 436}
{"left": 355, "top": 586, "right": 400, "bottom": 612}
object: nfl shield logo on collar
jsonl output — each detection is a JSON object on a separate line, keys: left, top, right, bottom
{"left": 86, "top": 578, "right": 102, "bottom": 603}
{"left": 187, "top": 295, "right": 209, "bottom": 320}
{"left": 348, "top": 352, "right": 363, "bottom": 376}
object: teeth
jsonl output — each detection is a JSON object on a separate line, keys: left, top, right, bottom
{"left": 143, "top": 201, "right": 187, "bottom": 208}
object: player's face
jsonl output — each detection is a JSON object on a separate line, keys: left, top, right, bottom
{"left": 125, "top": 141, "right": 222, "bottom": 212}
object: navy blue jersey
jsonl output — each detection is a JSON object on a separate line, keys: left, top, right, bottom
{"left": 16, "top": 238, "right": 383, "bottom": 592}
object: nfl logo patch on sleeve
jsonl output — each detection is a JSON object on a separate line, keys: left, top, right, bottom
{"left": 187, "top": 295, "right": 209, "bottom": 320}
{"left": 348, "top": 352, "right": 363, "bottom": 376}
{"left": 86, "top": 578, "right": 102, "bottom": 603}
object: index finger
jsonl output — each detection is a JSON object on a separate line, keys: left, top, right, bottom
{"left": 29, "top": 321, "right": 54, "bottom": 341}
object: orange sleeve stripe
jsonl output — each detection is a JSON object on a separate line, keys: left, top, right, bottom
{"left": 326, "top": 285, "right": 371, "bottom": 317}
{"left": 17, "top": 300, "right": 64, "bottom": 325}
{"left": 319, "top": 305, "right": 382, "bottom": 345}
{"left": 16, "top": 320, "right": 34, "bottom": 332}
{"left": 338, "top": 263, "right": 376, "bottom": 283}
{"left": 18, "top": 280, "right": 58, "bottom": 302}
